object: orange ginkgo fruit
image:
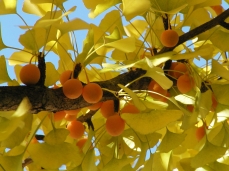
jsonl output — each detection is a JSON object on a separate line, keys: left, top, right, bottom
{"left": 64, "top": 114, "right": 76, "bottom": 121}
{"left": 63, "top": 79, "right": 83, "bottom": 99}
{"left": 148, "top": 80, "right": 167, "bottom": 100}
{"left": 100, "top": 100, "right": 116, "bottom": 118}
{"left": 20, "top": 64, "right": 40, "bottom": 85}
{"left": 82, "top": 83, "right": 103, "bottom": 104}
{"left": 121, "top": 103, "right": 140, "bottom": 114}
{"left": 60, "top": 70, "right": 72, "bottom": 85}
{"left": 88, "top": 102, "right": 103, "bottom": 111}
{"left": 211, "top": 5, "right": 223, "bottom": 15}
{"left": 52, "top": 111, "right": 66, "bottom": 122}
{"left": 196, "top": 125, "right": 205, "bottom": 141}
{"left": 160, "top": 29, "right": 179, "bottom": 47}
{"left": 65, "top": 109, "right": 81, "bottom": 115}
{"left": 173, "top": 63, "right": 187, "bottom": 78}
{"left": 67, "top": 120, "right": 85, "bottom": 139}
{"left": 76, "top": 137, "right": 92, "bottom": 151}
{"left": 106, "top": 114, "right": 125, "bottom": 136}
{"left": 177, "top": 74, "right": 194, "bottom": 94}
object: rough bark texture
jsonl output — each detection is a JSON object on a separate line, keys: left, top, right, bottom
{"left": 0, "top": 69, "right": 148, "bottom": 113}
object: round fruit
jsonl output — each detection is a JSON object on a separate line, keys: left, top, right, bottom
{"left": 177, "top": 74, "right": 194, "bottom": 93}
{"left": 63, "top": 79, "right": 83, "bottom": 99}
{"left": 65, "top": 109, "right": 81, "bottom": 115}
{"left": 53, "top": 111, "right": 66, "bottom": 121}
{"left": 76, "top": 137, "right": 93, "bottom": 151}
{"left": 121, "top": 103, "right": 139, "bottom": 114}
{"left": 106, "top": 114, "right": 125, "bottom": 136}
{"left": 65, "top": 114, "right": 76, "bottom": 121}
{"left": 20, "top": 64, "right": 40, "bottom": 85}
{"left": 187, "top": 105, "right": 194, "bottom": 112}
{"left": 173, "top": 63, "right": 187, "bottom": 78}
{"left": 67, "top": 120, "right": 85, "bottom": 139}
{"left": 148, "top": 80, "right": 167, "bottom": 100}
{"left": 160, "top": 29, "right": 179, "bottom": 47}
{"left": 196, "top": 126, "right": 205, "bottom": 141}
{"left": 60, "top": 70, "right": 72, "bottom": 85}
{"left": 76, "top": 138, "right": 88, "bottom": 149}
{"left": 100, "top": 100, "right": 116, "bottom": 118}
{"left": 82, "top": 83, "right": 103, "bottom": 103}
{"left": 211, "top": 5, "right": 223, "bottom": 15}
{"left": 88, "top": 102, "right": 103, "bottom": 111}
{"left": 168, "top": 62, "right": 178, "bottom": 77}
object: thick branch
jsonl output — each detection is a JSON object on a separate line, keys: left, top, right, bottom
{"left": 0, "top": 69, "right": 148, "bottom": 113}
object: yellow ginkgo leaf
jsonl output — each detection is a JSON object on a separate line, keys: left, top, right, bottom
{"left": 104, "top": 37, "right": 136, "bottom": 53}
{"left": 55, "top": 18, "right": 90, "bottom": 35}
{"left": 34, "top": 6, "right": 76, "bottom": 28}
{"left": 122, "top": 110, "right": 183, "bottom": 135}
{"left": 45, "top": 62, "right": 60, "bottom": 87}
{"left": 0, "top": 24, "right": 7, "bottom": 51}
{"left": 0, "top": 56, "right": 11, "bottom": 84}
{"left": 28, "top": 142, "right": 82, "bottom": 169}
{"left": 211, "top": 59, "right": 229, "bottom": 81}
{"left": 0, "top": 0, "right": 17, "bottom": 15}
{"left": 122, "top": 0, "right": 151, "bottom": 21}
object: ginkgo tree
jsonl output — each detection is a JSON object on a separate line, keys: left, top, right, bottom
{"left": 1, "top": 0, "right": 229, "bottom": 170}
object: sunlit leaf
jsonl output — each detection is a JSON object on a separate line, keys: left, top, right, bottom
{"left": 144, "top": 64, "right": 173, "bottom": 90}
{"left": 0, "top": 0, "right": 17, "bottom": 15}
{"left": 102, "top": 158, "right": 134, "bottom": 171}
{"left": 22, "top": 0, "right": 49, "bottom": 16}
{"left": 55, "top": 18, "right": 89, "bottom": 35}
{"left": 88, "top": 0, "right": 121, "bottom": 18}
{"left": 34, "top": 6, "right": 76, "bottom": 28}
{"left": 209, "top": 161, "right": 229, "bottom": 171}
{"left": 0, "top": 154, "right": 23, "bottom": 171}
{"left": 211, "top": 59, "right": 229, "bottom": 81}
{"left": 0, "top": 97, "right": 31, "bottom": 141}
{"left": 44, "top": 128, "right": 69, "bottom": 145}
{"left": 150, "top": 0, "right": 187, "bottom": 14}
{"left": 99, "top": 10, "right": 125, "bottom": 36}
{"left": 210, "top": 29, "right": 229, "bottom": 52}
{"left": 31, "top": 0, "right": 67, "bottom": 7}
{"left": 211, "top": 84, "right": 229, "bottom": 106}
{"left": 104, "top": 37, "right": 136, "bottom": 53}
{"left": 45, "top": 62, "right": 59, "bottom": 87}
{"left": 158, "top": 129, "right": 186, "bottom": 153}
{"left": 175, "top": 94, "right": 195, "bottom": 105}
{"left": 0, "top": 24, "right": 7, "bottom": 50}
{"left": 118, "top": 84, "right": 147, "bottom": 111}
{"left": 28, "top": 142, "right": 82, "bottom": 169}
{"left": 191, "top": 140, "right": 227, "bottom": 168}
{"left": 152, "top": 152, "right": 171, "bottom": 171}
{"left": 122, "top": 110, "right": 183, "bottom": 134}
{"left": 133, "top": 142, "right": 148, "bottom": 170}
{"left": 82, "top": 149, "right": 97, "bottom": 171}
{"left": 0, "top": 56, "right": 11, "bottom": 84}
{"left": 1, "top": 113, "right": 32, "bottom": 148}
{"left": 124, "top": 20, "right": 148, "bottom": 38}
{"left": 122, "top": 0, "right": 151, "bottom": 20}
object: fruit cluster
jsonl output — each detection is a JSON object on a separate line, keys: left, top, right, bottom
{"left": 60, "top": 70, "right": 103, "bottom": 104}
{"left": 169, "top": 62, "right": 194, "bottom": 94}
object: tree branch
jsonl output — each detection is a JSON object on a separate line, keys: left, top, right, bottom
{"left": 0, "top": 69, "right": 148, "bottom": 113}
{"left": 1, "top": 8, "right": 229, "bottom": 117}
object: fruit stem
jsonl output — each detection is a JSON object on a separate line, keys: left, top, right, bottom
{"left": 84, "top": 67, "right": 90, "bottom": 84}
